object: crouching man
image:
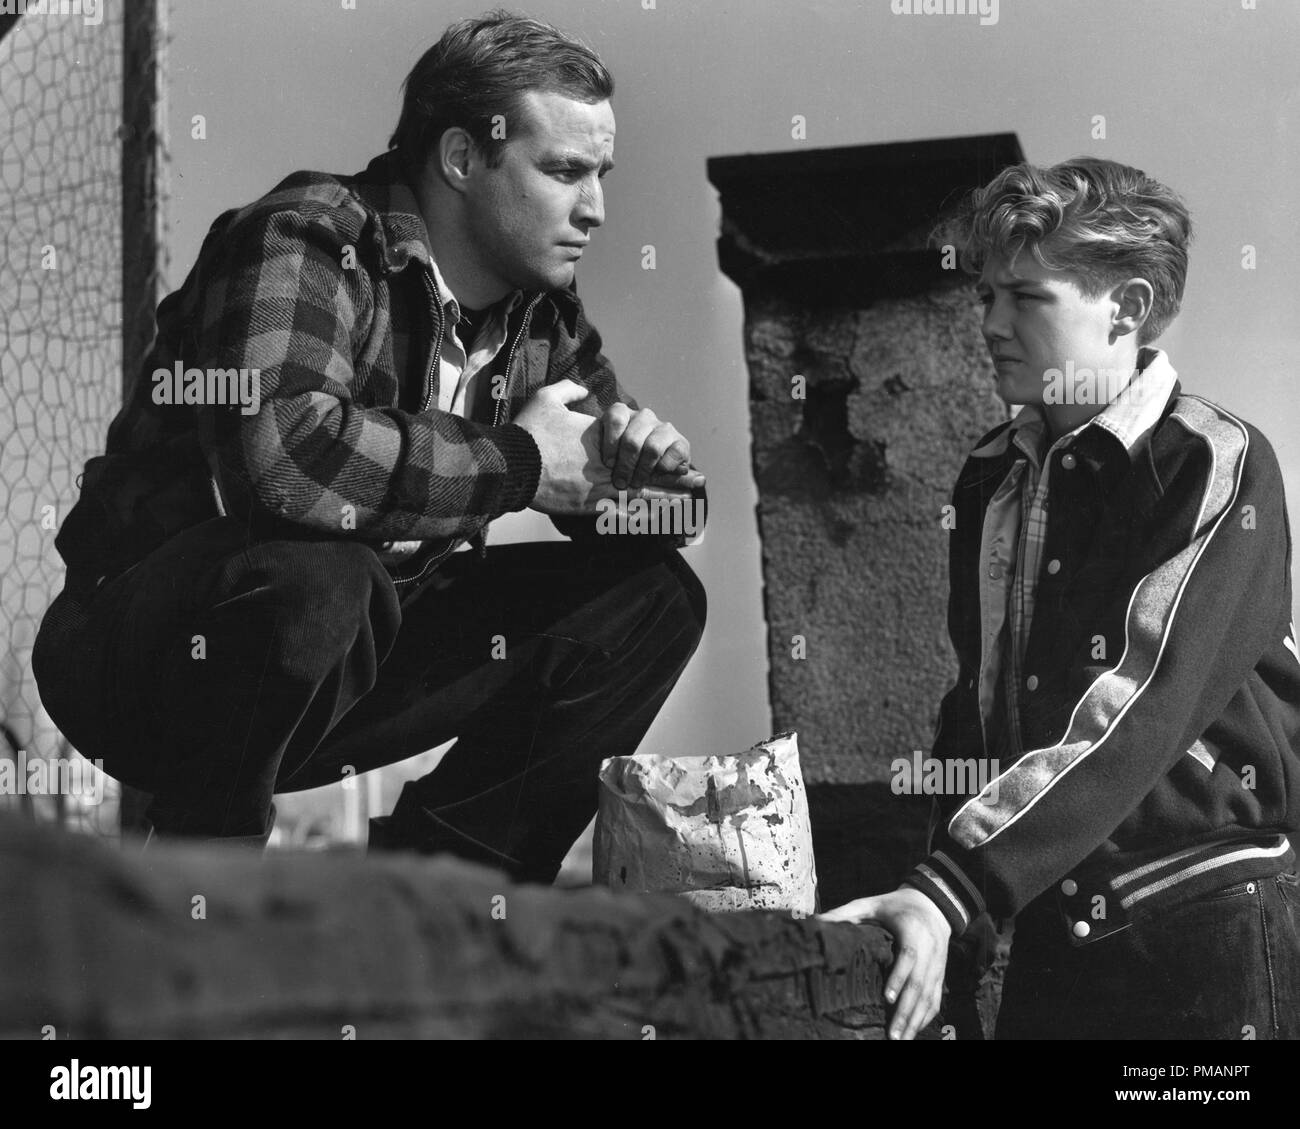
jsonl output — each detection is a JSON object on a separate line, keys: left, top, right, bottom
{"left": 34, "top": 12, "right": 707, "bottom": 883}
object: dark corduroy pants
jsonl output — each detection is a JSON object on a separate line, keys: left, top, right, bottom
{"left": 34, "top": 517, "right": 706, "bottom": 883}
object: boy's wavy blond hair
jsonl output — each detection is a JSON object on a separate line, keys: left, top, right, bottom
{"left": 937, "top": 157, "right": 1192, "bottom": 344}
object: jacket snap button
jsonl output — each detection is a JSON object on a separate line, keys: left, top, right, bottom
{"left": 1046, "top": 559, "right": 1061, "bottom": 575}
{"left": 1061, "top": 452, "right": 1078, "bottom": 470}
{"left": 1061, "top": 878, "right": 1078, "bottom": 896}
{"left": 1026, "top": 675, "right": 1039, "bottom": 691}
{"left": 1072, "top": 920, "right": 1090, "bottom": 938}
{"left": 988, "top": 566, "right": 1002, "bottom": 580}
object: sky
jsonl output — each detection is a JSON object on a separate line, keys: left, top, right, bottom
{"left": 160, "top": 0, "right": 1300, "bottom": 779}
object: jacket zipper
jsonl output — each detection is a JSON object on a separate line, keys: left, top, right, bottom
{"left": 492, "top": 294, "right": 543, "bottom": 428}
{"left": 392, "top": 288, "right": 542, "bottom": 589}
{"left": 420, "top": 271, "right": 445, "bottom": 413}
{"left": 393, "top": 274, "right": 451, "bottom": 589}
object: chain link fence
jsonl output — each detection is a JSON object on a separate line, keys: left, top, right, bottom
{"left": 0, "top": 3, "right": 163, "bottom": 836}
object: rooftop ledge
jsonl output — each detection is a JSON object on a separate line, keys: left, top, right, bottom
{"left": 0, "top": 816, "right": 941, "bottom": 1040}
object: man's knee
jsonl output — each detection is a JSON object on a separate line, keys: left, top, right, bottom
{"left": 211, "top": 539, "right": 401, "bottom": 674}
{"left": 648, "top": 551, "right": 707, "bottom": 662}
{"left": 238, "top": 538, "right": 393, "bottom": 609}
{"left": 667, "top": 551, "right": 706, "bottom": 630}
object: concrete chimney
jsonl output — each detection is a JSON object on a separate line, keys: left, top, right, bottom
{"left": 708, "top": 133, "right": 1023, "bottom": 905}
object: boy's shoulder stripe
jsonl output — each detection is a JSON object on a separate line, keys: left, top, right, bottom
{"left": 1167, "top": 393, "right": 1282, "bottom": 473}
{"left": 1168, "top": 394, "right": 1249, "bottom": 460}
{"left": 1166, "top": 394, "right": 1250, "bottom": 533}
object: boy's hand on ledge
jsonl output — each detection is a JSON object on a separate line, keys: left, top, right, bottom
{"left": 818, "top": 887, "right": 952, "bottom": 1040}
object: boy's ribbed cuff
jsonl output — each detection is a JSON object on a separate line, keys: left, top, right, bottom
{"left": 901, "top": 849, "right": 986, "bottom": 937}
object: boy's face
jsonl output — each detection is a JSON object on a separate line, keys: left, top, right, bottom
{"left": 976, "top": 251, "right": 1121, "bottom": 407}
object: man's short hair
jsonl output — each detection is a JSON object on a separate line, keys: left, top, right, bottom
{"left": 388, "top": 9, "right": 614, "bottom": 181}
{"left": 939, "top": 157, "right": 1193, "bottom": 344}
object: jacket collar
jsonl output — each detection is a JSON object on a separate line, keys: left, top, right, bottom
{"left": 351, "top": 151, "right": 581, "bottom": 338}
{"left": 971, "top": 347, "right": 1180, "bottom": 466}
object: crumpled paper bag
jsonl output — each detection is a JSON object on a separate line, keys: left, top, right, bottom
{"left": 593, "top": 732, "right": 818, "bottom": 914}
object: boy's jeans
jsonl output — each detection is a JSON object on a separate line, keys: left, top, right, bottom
{"left": 996, "top": 868, "right": 1300, "bottom": 1039}
{"left": 33, "top": 517, "right": 706, "bottom": 883}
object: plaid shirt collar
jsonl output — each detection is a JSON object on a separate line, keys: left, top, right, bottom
{"left": 352, "top": 151, "right": 580, "bottom": 337}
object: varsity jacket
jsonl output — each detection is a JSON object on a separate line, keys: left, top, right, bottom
{"left": 903, "top": 363, "right": 1300, "bottom": 944}
{"left": 55, "top": 151, "right": 695, "bottom": 595}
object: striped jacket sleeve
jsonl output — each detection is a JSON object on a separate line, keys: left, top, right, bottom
{"left": 904, "top": 399, "right": 1292, "bottom": 934}
{"left": 193, "top": 208, "right": 541, "bottom": 542}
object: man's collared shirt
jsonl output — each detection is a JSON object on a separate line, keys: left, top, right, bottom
{"left": 973, "top": 347, "right": 1180, "bottom": 756}
{"left": 377, "top": 259, "right": 523, "bottom": 564}
{"left": 426, "top": 254, "right": 523, "bottom": 421}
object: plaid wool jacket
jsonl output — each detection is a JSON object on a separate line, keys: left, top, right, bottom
{"left": 57, "top": 151, "right": 652, "bottom": 588}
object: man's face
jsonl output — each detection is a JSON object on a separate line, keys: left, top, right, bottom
{"left": 976, "top": 251, "right": 1120, "bottom": 406}
{"left": 463, "top": 90, "right": 614, "bottom": 294}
